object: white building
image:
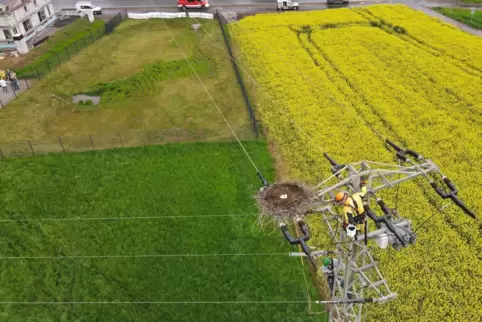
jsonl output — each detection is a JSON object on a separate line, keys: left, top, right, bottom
{"left": 0, "top": 0, "right": 56, "bottom": 54}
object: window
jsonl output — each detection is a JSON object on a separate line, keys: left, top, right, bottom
{"left": 12, "top": 27, "right": 18, "bottom": 34}
{"left": 22, "top": 19, "right": 32, "bottom": 32}
{"left": 81, "top": 5, "right": 92, "bottom": 9}
{"left": 23, "top": 5, "right": 27, "bottom": 12}
{"left": 38, "top": 10, "right": 46, "bottom": 22}
{"left": 3, "top": 29, "right": 12, "bottom": 39}
{"left": 46, "top": 5, "right": 51, "bottom": 16}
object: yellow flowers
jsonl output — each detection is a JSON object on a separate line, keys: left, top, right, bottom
{"left": 230, "top": 4, "right": 482, "bottom": 321}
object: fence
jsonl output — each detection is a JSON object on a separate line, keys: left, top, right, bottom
{"left": 215, "top": 9, "right": 259, "bottom": 138}
{"left": 127, "top": 12, "right": 214, "bottom": 20}
{"left": 0, "top": 128, "right": 237, "bottom": 159}
{"left": 17, "top": 25, "right": 106, "bottom": 79}
{"left": 1, "top": 12, "right": 128, "bottom": 108}
{"left": 105, "top": 11, "right": 128, "bottom": 34}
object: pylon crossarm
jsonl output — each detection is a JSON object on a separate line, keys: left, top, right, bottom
{"left": 314, "top": 298, "right": 376, "bottom": 305}
{"left": 310, "top": 162, "right": 441, "bottom": 208}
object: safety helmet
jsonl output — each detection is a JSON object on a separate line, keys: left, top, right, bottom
{"left": 335, "top": 191, "right": 347, "bottom": 202}
{"left": 322, "top": 257, "right": 331, "bottom": 267}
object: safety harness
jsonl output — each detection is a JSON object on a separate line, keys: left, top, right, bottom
{"left": 347, "top": 196, "right": 366, "bottom": 224}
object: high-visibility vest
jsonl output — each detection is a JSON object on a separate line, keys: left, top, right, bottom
{"left": 343, "top": 186, "right": 367, "bottom": 219}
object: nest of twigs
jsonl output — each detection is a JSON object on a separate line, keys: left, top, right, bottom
{"left": 256, "top": 182, "right": 314, "bottom": 221}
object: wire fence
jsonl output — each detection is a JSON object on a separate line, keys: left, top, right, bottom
{"left": 215, "top": 10, "right": 259, "bottom": 138}
{"left": 0, "top": 128, "right": 235, "bottom": 159}
{"left": 1, "top": 12, "right": 128, "bottom": 108}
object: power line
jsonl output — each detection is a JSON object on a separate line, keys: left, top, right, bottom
{"left": 0, "top": 252, "right": 292, "bottom": 260}
{"left": 158, "top": 16, "right": 261, "bottom": 175}
{"left": 192, "top": 12, "right": 467, "bottom": 242}
{"left": 0, "top": 300, "right": 313, "bottom": 305}
{"left": 193, "top": 9, "right": 387, "bottom": 143}
{"left": 0, "top": 213, "right": 258, "bottom": 223}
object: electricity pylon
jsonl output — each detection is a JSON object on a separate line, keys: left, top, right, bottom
{"left": 260, "top": 140, "right": 476, "bottom": 322}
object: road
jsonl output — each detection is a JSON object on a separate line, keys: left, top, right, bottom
{"left": 56, "top": 0, "right": 403, "bottom": 9}
{"left": 56, "top": 0, "right": 464, "bottom": 10}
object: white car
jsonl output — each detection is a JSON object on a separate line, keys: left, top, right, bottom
{"left": 276, "top": 0, "right": 299, "bottom": 11}
{"left": 76, "top": 1, "right": 102, "bottom": 15}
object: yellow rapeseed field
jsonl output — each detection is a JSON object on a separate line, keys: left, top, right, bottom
{"left": 230, "top": 5, "right": 482, "bottom": 321}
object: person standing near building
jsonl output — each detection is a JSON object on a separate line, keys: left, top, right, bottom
{"left": 10, "top": 71, "right": 19, "bottom": 90}
{"left": 0, "top": 78, "right": 8, "bottom": 92}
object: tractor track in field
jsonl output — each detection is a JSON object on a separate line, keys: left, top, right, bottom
{"left": 356, "top": 8, "right": 482, "bottom": 77}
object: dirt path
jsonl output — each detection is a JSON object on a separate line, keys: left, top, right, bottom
{"left": 0, "top": 79, "right": 36, "bottom": 108}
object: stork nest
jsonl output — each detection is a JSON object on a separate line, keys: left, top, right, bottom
{"left": 256, "top": 182, "right": 314, "bottom": 221}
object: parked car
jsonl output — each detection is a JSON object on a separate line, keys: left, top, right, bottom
{"left": 76, "top": 1, "right": 102, "bottom": 15}
{"left": 276, "top": 0, "right": 299, "bottom": 11}
{"left": 327, "top": 0, "right": 349, "bottom": 5}
{"left": 177, "top": 0, "right": 210, "bottom": 10}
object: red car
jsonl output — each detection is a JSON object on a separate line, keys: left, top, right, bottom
{"left": 177, "top": 0, "right": 210, "bottom": 10}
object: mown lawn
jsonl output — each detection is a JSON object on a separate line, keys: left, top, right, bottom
{"left": 434, "top": 7, "right": 482, "bottom": 29}
{"left": 0, "top": 141, "right": 325, "bottom": 321}
{"left": 0, "top": 19, "right": 252, "bottom": 149}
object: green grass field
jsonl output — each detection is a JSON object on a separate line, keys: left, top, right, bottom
{"left": 434, "top": 7, "right": 482, "bottom": 29}
{"left": 0, "top": 141, "right": 325, "bottom": 321}
{"left": 0, "top": 19, "right": 252, "bottom": 150}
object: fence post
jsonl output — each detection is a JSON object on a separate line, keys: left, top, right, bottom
{"left": 27, "top": 140, "right": 35, "bottom": 155}
{"left": 118, "top": 132, "right": 123, "bottom": 147}
{"left": 25, "top": 79, "right": 30, "bottom": 89}
{"left": 0, "top": 149, "right": 3, "bottom": 159}
{"left": 56, "top": 52, "right": 60, "bottom": 64}
{"left": 46, "top": 61, "right": 51, "bottom": 73}
{"left": 89, "top": 135, "right": 95, "bottom": 149}
{"left": 35, "top": 67, "right": 41, "bottom": 79}
{"left": 147, "top": 131, "right": 151, "bottom": 145}
{"left": 83, "top": 36, "right": 87, "bottom": 46}
{"left": 58, "top": 137, "right": 65, "bottom": 153}
{"left": 89, "top": 30, "right": 94, "bottom": 42}
{"left": 74, "top": 41, "right": 79, "bottom": 53}
{"left": 65, "top": 47, "right": 70, "bottom": 60}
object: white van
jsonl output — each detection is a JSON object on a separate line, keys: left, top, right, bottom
{"left": 76, "top": 1, "right": 102, "bottom": 15}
